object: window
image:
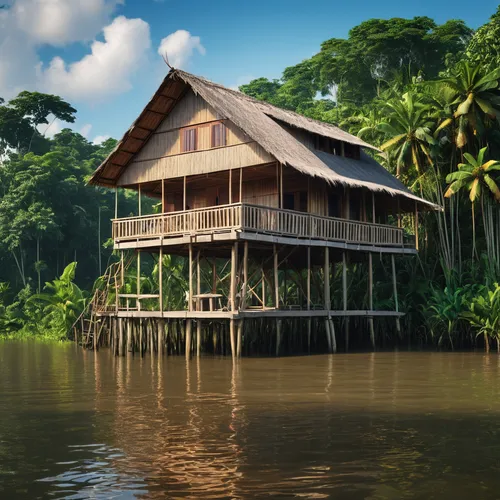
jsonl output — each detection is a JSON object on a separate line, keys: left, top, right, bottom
{"left": 182, "top": 127, "right": 197, "bottom": 152}
{"left": 211, "top": 122, "right": 227, "bottom": 148}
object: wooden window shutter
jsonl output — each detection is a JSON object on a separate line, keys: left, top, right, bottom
{"left": 211, "top": 122, "right": 227, "bottom": 148}
{"left": 182, "top": 128, "right": 197, "bottom": 152}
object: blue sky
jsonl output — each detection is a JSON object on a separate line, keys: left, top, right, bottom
{"left": 0, "top": 0, "right": 497, "bottom": 144}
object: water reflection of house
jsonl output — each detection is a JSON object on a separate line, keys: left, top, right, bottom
{"left": 98, "top": 356, "right": 246, "bottom": 498}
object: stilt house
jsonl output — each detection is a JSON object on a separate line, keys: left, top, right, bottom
{"left": 88, "top": 69, "right": 438, "bottom": 356}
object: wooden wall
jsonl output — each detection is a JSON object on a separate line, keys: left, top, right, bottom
{"left": 117, "top": 90, "right": 275, "bottom": 186}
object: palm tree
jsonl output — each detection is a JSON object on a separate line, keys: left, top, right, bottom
{"left": 445, "top": 147, "right": 500, "bottom": 259}
{"left": 439, "top": 61, "right": 500, "bottom": 149}
{"left": 378, "top": 93, "right": 436, "bottom": 180}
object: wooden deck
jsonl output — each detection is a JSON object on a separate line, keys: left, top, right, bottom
{"left": 112, "top": 203, "right": 413, "bottom": 250}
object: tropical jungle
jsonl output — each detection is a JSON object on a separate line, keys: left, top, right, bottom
{"left": 2, "top": 7, "right": 500, "bottom": 351}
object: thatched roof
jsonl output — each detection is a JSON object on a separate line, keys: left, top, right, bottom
{"left": 89, "top": 69, "right": 438, "bottom": 210}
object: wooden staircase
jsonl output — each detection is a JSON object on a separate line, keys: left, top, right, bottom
{"left": 70, "top": 258, "right": 131, "bottom": 349}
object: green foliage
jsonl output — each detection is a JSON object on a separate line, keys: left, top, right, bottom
{"left": 0, "top": 91, "right": 76, "bottom": 155}
{"left": 461, "top": 282, "right": 500, "bottom": 352}
{"left": 466, "top": 7, "right": 500, "bottom": 72}
{"left": 28, "top": 263, "right": 87, "bottom": 340}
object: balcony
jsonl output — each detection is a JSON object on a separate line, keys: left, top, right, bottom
{"left": 112, "top": 203, "right": 414, "bottom": 250}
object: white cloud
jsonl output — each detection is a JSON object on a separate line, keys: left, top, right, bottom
{"left": 158, "top": 30, "right": 205, "bottom": 69}
{"left": 80, "top": 124, "right": 93, "bottom": 138}
{"left": 13, "top": 0, "right": 123, "bottom": 45}
{"left": 40, "top": 16, "right": 151, "bottom": 103}
{"left": 93, "top": 135, "right": 111, "bottom": 145}
{"left": 36, "top": 117, "right": 63, "bottom": 138}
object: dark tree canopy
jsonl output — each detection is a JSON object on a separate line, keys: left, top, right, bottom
{"left": 0, "top": 92, "right": 77, "bottom": 155}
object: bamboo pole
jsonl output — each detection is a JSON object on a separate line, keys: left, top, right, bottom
{"left": 276, "top": 319, "right": 282, "bottom": 356}
{"left": 343, "top": 251, "right": 349, "bottom": 351}
{"left": 114, "top": 188, "right": 118, "bottom": 219}
{"left": 239, "top": 167, "right": 243, "bottom": 202}
{"left": 186, "top": 319, "right": 192, "bottom": 359}
{"left": 397, "top": 197, "right": 401, "bottom": 228}
{"left": 307, "top": 247, "right": 311, "bottom": 310}
{"left": 137, "top": 250, "right": 141, "bottom": 312}
{"left": 197, "top": 320, "right": 201, "bottom": 357}
{"left": 280, "top": 163, "right": 283, "bottom": 209}
{"left": 237, "top": 319, "right": 243, "bottom": 357}
{"left": 324, "top": 247, "right": 331, "bottom": 310}
{"left": 161, "top": 179, "right": 165, "bottom": 212}
{"left": 242, "top": 242, "right": 248, "bottom": 310}
{"left": 274, "top": 244, "right": 279, "bottom": 308}
{"left": 230, "top": 319, "right": 236, "bottom": 359}
{"left": 229, "top": 169, "right": 232, "bottom": 204}
{"left": 196, "top": 250, "right": 201, "bottom": 297}
{"left": 391, "top": 254, "right": 401, "bottom": 335}
{"left": 329, "top": 318, "right": 337, "bottom": 353}
{"left": 118, "top": 318, "right": 124, "bottom": 357}
{"left": 138, "top": 184, "right": 142, "bottom": 216}
{"left": 276, "top": 163, "right": 280, "bottom": 208}
{"left": 127, "top": 319, "right": 131, "bottom": 354}
{"left": 183, "top": 176, "right": 187, "bottom": 211}
{"left": 230, "top": 242, "right": 238, "bottom": 311}
{"left": 368, "top": 252, "right": 375, "bottom": 350}
{"left": 212, "top": 258, "right": 217, "bottom": 293}
{"left": 159, "top": 246, "right": 163, "bottom": 312}
{"left": 324, "top": 247, "right": 332, "bottom": 353}
{"left": 189, "top": 243, "right": 193, "bottom": 312}
{"left": 372, "top": 192, "right": 376, "bottom": 223}
{"left": 415, "top": 201, "right": 419, "bottom": 250}
{"left": 261, "top": 266, "right": 266, "bottom": 309}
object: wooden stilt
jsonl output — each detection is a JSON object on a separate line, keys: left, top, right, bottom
{"left": 307, "top": 318, "right": 312, "bottom": 354}
{"left": 183, "top": 176, "right": 187, "bottom": 211}
{"left": 230, "top": 319, "right": 236, "bottom": 359}
{"left": 329, "top": 318, "right": 337, "bottom": 353}
{"left": 415, "top": 201, "right": 419, "bottom": 250}
{"left": 230, "top": 242, "right": 238, "bottom": 311}
{"left": 368, "top": 252, "right": 375, "bottom": 350}
{"left": 242, "top": 241, "right": 248, "bottom": 309}
{"left": 237, "top": 319, "right": 243, "bottom": 357}
{"left": 343, "top": 251, "right": 349, "bottom": 351}
{"left": 276, "top": 319, "right": 282, "bottom": 356}
{"left": 185, "top": 319, "right": 192, "bottom": 359}
{"left": 274, "top": 244, "right": 279, "bottom": 308}
{"left": 307, "top": 247, "right": 311, "bottom": 310}
{"left": 212, "top": 258, "right": 217, "bottom": 294}
{"left": 325, "top": 319, "right": 332, "bottom": 353}
{"left": 372, "top": 192, "right": 376, "bottom": 223}
{"left": 126, "top": 319, "right": 132, "bottom": 354}
{"left": 139, "top": 319, "right": 143, "bottom": 357}
{"left": 159, "top": 246, "right": 163, "bottom": 312}
{"left": 324, "top": 247, "right": 333, "bottom": 352}
{"left": 197, "top": 320, "right": 201, "bottom": 357}
{"left": 189, "top": 243, "right": 193, "bottom": 312}
{"left": 118, "top": 318, "right": 124, "bottom": 356}
{"left": 158, "top": 320, "right": 164, "bottom": 356}
{"left": 391, "top": 254, "right": 401, "bottom": 335}
{"left": 137, "top": 250, "right": 141, "bottom": 312}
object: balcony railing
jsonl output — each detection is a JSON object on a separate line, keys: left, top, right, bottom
{"left": 112, "top": 202, "right": 409, "bottom": 248}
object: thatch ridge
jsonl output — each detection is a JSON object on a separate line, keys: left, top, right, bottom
{"left": 89, "top": 68, "right": 439, "bottom": 210}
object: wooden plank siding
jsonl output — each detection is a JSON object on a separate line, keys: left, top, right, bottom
{"left": 117, "top": 90, "right": 275, "bottom": 186}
